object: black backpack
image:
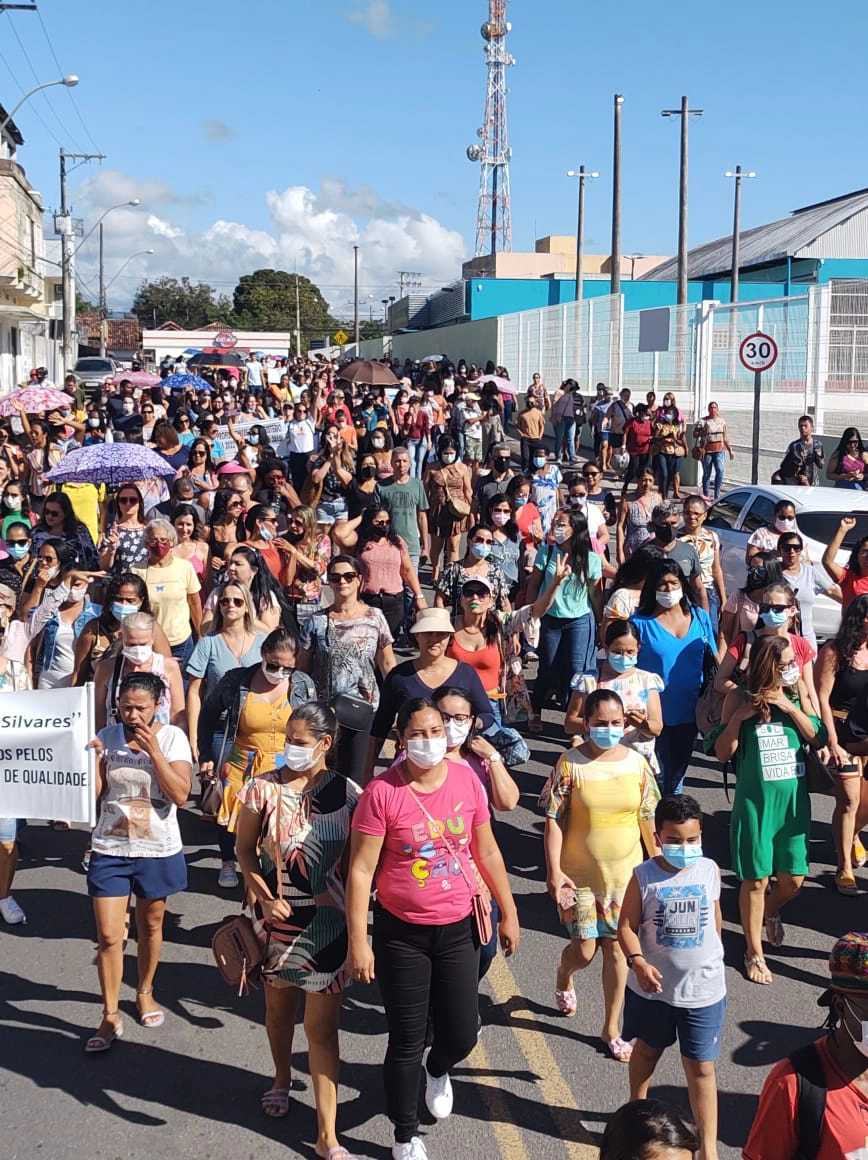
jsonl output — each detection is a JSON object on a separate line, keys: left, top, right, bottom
{"left": 790, "top": 1042, "right": 827, "bottom": 1160}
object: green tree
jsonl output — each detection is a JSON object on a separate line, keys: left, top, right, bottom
{"left": 232, "top": 269, "right": 334, "bottom": 340}
{"left": 75, "top": 292, "right": 96, "bottom": 314}
{"left": 131, "top": 276, "right": 230, "bottom": 329}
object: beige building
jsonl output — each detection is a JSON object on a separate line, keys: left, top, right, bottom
{"left": 0, "top": 104, "right": 60, "bottom": 394}
{"left": 462, "top": 239, "right": 670, "bottom": 281}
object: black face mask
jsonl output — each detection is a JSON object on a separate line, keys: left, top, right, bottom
{"left": 370, "top": 525, "right": 389, "bottom": 539}
{"left": 287, "top": 529, "right": 305, "bottom": 544}
{"left": 655, "top": 523, "right": 676, "bottom": 545}
{"left": 494, "top": 458, "right": 510, "bottom": 473}
{"left": 361, "top": 465, "right": 377, "bottom": 480}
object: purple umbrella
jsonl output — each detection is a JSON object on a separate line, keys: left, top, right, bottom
{"left": 44, "top": 442, "right": 178, "bottom": 487}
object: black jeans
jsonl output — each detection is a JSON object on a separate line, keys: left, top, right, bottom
{"left": 373, "top": 904, "right": 480, "bottom": 1143}
{"left": 363, "top": 590, "right": 404, "bottom": 639}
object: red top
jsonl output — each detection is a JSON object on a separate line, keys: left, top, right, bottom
{"left": 515, "top": 501, "right": 543, "bottom": 547}
{"left": 728, "top": 631, "right": 816, "bottom": 667}
{"left": 403, "top": 413, "right": 430, "bottom": 441}
{"left": 625, "top": 418, "right": 652, "bottom": 455}
{"left": 447, "top": 636, "right": 501, "bottom": 695}
{"left": 352, "top": 759, "right": 489, "bottom": 925}
{"left": 839, "top": 566, "right": 868, "bottom": 612}
{"left": 743, "top": 1037, "right": 868, "bottom": 1160}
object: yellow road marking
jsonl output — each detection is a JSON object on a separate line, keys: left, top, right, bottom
{"left": 486, "top": 952, "right": 599, "bottom": 1159}
{"left": 467, "top": 1034, "right": 531, "bottom": 1160}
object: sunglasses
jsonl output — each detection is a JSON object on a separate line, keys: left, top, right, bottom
{"left": 372, "top": 520, "right": 390, "bottom": 528}
{"left": 219, "top": 597, "right": 245, "bottom": 607}
{"left": 118, "top": 496, "right": 138, "bottom": 504}
{"left": 227, "top": 499, "right": 244, "bottom": 508}
{"left": 44, "top": 509, "right": 62, "bottom": 518}
{"left": 260, "top": 516, "right": 278, "bottom": 524}
{"left": 329, "top": 572, "right": 358, "bottom": 583}
{"left": 759, "top": 603, "right": 791, "bottom": 614}
{"left": 583, "top": 471, "right": 600, "bottom": 477}
{"left": 263, "top": 663, "right": 293, "bottom": 677}
{"left": 780, "top": 543, "right": 802, "bottom": 551}
{"left": 463, "top": 587, "right": 489, "bottom": 598}
{"left": 6, "top": 539, "right": 28, "bottom": 547}
{"left": 179, "top": 419, "right": 191, "bottom": 425}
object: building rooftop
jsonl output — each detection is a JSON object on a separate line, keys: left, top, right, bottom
{"left": 0, "top": 102, "right": 24, "bottom": 146}
{"left": 643, "top": 188, "right": 868, "bottom": 281}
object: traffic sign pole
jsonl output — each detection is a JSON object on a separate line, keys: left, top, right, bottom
{"left": 739, "top": 332, "right": 778, "bottom": 486}
{"left": 751, "top": 369, "right": 762, "bottom": 485}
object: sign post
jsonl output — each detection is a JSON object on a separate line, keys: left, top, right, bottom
{"left": 739, "top": 332, "right": 779, "bottom": 485}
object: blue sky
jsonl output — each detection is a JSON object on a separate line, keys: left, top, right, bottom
{"left": 3, "top": 0, "right": 867, "bottom": 310}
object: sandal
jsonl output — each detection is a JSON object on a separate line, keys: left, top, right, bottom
{"left": 319, "top": 1149, "right": 358, "bottom": 1160}
{"left": 744, "top": 955, "right": 773, "bottom": 985}
{"left": 84, "top": 1011, "right": 124, "bottom": 1054}
{"left": 136, "top": 988, "right": 165, "bottom": 1028}
{"left": 602, "top": 1036, "right": 633, "bottom": 1062}
{"left": 554, "top": 987, "right": 577, "bottom": 1016}
{"left": 854, "top": 838, "right": 867, "bottom": 869}
{"left": 836, "top": 872, "right": 858, "bottom": 897}
{"left": 764, "top": 914, "right": 784, "bottom": 948}
{"left": 261, "top": 1087, "right": 291, "bottom": 1118}
{"left": 528, "top": 716, "right": 543, "bottom": 735}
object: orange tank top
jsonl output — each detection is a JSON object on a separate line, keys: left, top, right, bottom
{"left": 447, "top": 636, "right": 501, "bottom": 695}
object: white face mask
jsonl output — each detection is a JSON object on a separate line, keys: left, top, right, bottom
{"left": 123, "top": 644, "right": 153, "bottom": 664}
{"left": 775, "top": 517, "right": 796, "bottom": 533}
{"left": 406, "top": 737, "right": 448, "bottom": 769}
{"left": 443, "top": 719, "right": 472, "bottom": 749}
{"left": 69, "top": 584, "right": 88, "bottom": 602}
{"left": 491, "top": 512, "right": 510, "bottom": 527}
{"left": 780, "top": 663, "right": 800, "bottom": 686}
{"left": 261, "top": 660, "right": 290, "bottom": 685}
{"left": 656, "top": 587, "right": 682, "bottom": 609}
{"left": 44, "top": 565, "right": 59, "bottom": 582}
{"left": 553, "top": 526, "right": 571, "bottom": 544}
{"left": 283, "top": 741, "right": 321, "bottom": 772}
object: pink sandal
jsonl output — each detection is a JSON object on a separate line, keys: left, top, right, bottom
{"left": 603, "top": 1036, "right": 633, "bottom": 1062}
{"left": 555, "top": 987, "right": 577, "bottom": 1016}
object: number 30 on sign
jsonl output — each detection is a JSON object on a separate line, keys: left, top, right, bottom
{"left": 739, "top": 333, "right": 778, "bottom": 372}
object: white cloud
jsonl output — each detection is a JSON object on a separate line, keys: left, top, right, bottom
{"left": 202, "top": 119, "right": 233, "bottom": 141}
{"left": 345, "top": 0, "right": 395, "bottom": 39}
{"left": 69, "top": 168, "right": 468, "bottom": 313}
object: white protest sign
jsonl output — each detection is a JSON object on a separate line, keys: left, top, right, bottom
{"left": 214, "top": 418, "right": 288, "bottom": 460}
{"left": 0, "top": 684, "right": 97, "bottom": 824}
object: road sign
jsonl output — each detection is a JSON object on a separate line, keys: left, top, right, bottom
{"left": 739, "top": 332, "right": 778, "bottom": 372}
{"left": 333, "top": 329, "right": 350, "bottom": 346}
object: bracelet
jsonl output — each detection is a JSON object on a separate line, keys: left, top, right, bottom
{"left": 626, "top": 952, "right": 645, "bottom": 968}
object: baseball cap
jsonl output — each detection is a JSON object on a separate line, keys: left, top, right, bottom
{"left": 217, "top": 461, "right": 249, "bottom": 476}
{"left": 461, "top": 576, "right": 492, "bottom": 596}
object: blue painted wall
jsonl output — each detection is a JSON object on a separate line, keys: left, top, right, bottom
{"left": 466, "top": 277, "right": 785, "bottom": 320}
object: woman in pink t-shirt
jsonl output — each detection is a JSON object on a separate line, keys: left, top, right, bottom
{"left": 346, "top": 698, "right": 519, "bottom": 1158}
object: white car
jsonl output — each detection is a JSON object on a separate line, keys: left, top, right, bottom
{"left": 705, "top": 484, "right": 868, "bottom": 642}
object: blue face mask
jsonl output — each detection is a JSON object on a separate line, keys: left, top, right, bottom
{"left": 608, "top": 652, "right": 638, "bottom": 674}
{"left": 533, "top": 456, "right": 547, "bottom": 468}
{"left": 513, "top": 496, "right": 528, "bottom": 507}
{"left": 111, "top": 602, "right": 139, "bottom": 620}
{"left": 761, "top": 609, "right": 788, "bottom": 628}
{"left": 259, "top": 526, "right": 273, "bottom": 541}
{"left": 471, "top": 542, "right": 491, "bottom": 560}
{"left": 5, "top": 543, "right": 28, "bottom": 560}
{"left": 661, "top": 843, "right": 704, "bottom": 870}
{"left": 589, "top": 726, "right": 624, "bottom": 750}
{"left": 247, "top": 434, "right": 259, "bottom": 445}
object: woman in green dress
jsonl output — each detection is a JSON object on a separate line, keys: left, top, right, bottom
{"left": 711, "top": 635, "right": 826, "bottom": 986}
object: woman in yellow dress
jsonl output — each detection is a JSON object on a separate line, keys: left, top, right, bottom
{"left": 541, "top": 687, "right": 659, "bottom": 1062}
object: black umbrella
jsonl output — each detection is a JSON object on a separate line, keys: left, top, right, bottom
{"left": 187, "top": 351, "right": 246, "bottom": 369}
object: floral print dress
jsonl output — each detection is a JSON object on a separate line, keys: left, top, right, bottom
{"left": 236, "top": 767, "right": 361, "bottom": 993}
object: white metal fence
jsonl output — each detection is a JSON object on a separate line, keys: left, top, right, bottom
{"left": 498, "top": 284, "right": 868, "bottom": 486}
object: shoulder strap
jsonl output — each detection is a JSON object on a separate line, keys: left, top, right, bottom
{"left": 790, "top": 1042, "right": 827, "bottom": 1160}
{"left": 110, "top": 652, "right": 124, "bottom": 718}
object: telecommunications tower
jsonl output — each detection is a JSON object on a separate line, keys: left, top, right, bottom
{"left": 466, "top": 1, "right": 515, "bottom": 257}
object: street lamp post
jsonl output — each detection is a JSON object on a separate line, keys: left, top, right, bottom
{"left": 725, "top": 166, "right": 757, "bottom": 304}
{"left": 100, "top": 245, "right": 153, "bottom": 357}
{"left": 610, "top": 94, "right": 624, "bottom": 298}
{"left": 625, "top": 253, "right": 646, "bottom": 280}
{"left": 353, "top": 245, "right": 360, "bottom": 346}
{"left": 661, "top": 97, "right": 704, "bottom": 306}
{"left": 566, "top": 167, "right": 599, "bottom": 305}
{"left": 0, "top": 75, "right": 78, "bottom": 136}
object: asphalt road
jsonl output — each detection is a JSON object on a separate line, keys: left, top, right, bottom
{"left": 0, "top": 689, "right": 856, "bottom": 1160}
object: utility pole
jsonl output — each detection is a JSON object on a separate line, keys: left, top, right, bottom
{"left": 725, "top": 166, "right": 756, "bottom": 304}
{"left": 59, "top": 147, "right": 105, "bottom": 374}
{"left": 567, "top": 167, "right": 599, "bottom": 305}
{"left": 610, "top": 94, "right": 624, "bottom": 298}
{"left": 398, "top": 271, "right": 422, "bottom": 298}
{"left": 98, "top": 221, "right": 107, "bottom": 357}
{"left": 661, "top": 97, "right": 703, "bottom": 305}
{"left": 353, "top": 245, "right": 360, "bottom": 345}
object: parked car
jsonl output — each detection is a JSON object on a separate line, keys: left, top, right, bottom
{"left": 705, "top": 484, "right": 868, "bottom": 641}
{"left": 71, "top": 357, "right": 116, "bottom": 396}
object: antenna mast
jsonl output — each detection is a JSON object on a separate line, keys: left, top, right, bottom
{"left": 466, "top": 1, "right": 514, "bottom": 257}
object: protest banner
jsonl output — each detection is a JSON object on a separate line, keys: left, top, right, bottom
{"left": 0, "top": 684, "right": 97, "bottom": 825}
{"left": 214, "top": 418, "right": 287, "bottom": 460}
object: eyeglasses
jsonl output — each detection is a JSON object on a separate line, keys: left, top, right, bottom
{"left": 439, "top": 712, "right": 471, "bottom": 725}
{"left": 192, "top": 451, "right": 206, "bottom": 457}
{"left": 219, "top": 597, "right": 245, "bottom": 607}
{"left": 118, "top": 496, "right": 138, "bottom": 504}
{"left": 329, "top": 572, "right": 358, "bottom": 583}
{"left": 147, "top": 540, "right": 172, "bottom": 548}
{"left": 141, "top": 409, "right": 154, "bottom": 414}
{"left": 759, "top": 603, "right": 791, "bottom": 614}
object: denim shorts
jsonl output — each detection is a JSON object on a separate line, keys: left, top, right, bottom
{"left": 87, "top": 850, "right": 187, "bottom": 899}
{"left": 623, "top": 989, "right": 726, "bottom": 1061}
{"left": 0, "top": 818, "right": 23, "bottom": 843}
{"left": 316, "top": 498, "right": 348, "bottom": 525}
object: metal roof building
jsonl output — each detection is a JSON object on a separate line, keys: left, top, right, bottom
{"left": 643, "top": 188, "right": 868, "bottom": 286}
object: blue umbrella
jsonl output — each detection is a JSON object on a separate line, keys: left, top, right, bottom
{"left": 163, "top": 373, "right": 212, "bottom": 392}
{"left": 44, "top": 443, "right": 178, "bottom": 487}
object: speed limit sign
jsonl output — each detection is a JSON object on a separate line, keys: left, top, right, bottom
{"left": 739, "top": 333, "right": 778, "bottom": 372}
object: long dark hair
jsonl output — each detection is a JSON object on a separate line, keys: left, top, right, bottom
{"left": 212, "top": 488, "right": 242, "bottom": 526}
{"left": 228, "top": 544, "right": 294, "bottom": 624}
{"left": 109, "top": 482, "right": 146, "bottom": 526}
{"left": 846, "top": 535, "right": 868, "bottom": 579}
{"left": 40, "top": 491, "right": 87, "bottom": 538}
{"left": 357, "top": 505, "right": 402, "bottom": 551}
{"left": 608, "top": 546, "right": 664, "bottom": 597}
{"left": 244, "top": 503, "right": 276, "bottom": 539}
{"left": 552, "top": 509, "right": 591, "bottom": 590}
{"left": 247, "top": 423, "right": 276, "bottom": 459}
{"left": 833, "top": 426, "right": 865, "bottom": 462}
{"left": 188, "top": 437, "right": 215, "bottom": 475}
{"left": 833, "top": 593, "right": 868, "bottom": 668}
{"left": 99, "top": 571, "right": 153, "bottom": 630}
{"left": 636, "top": 558, "right": 696, "bottom": 616}
{"left": 600, "top": 1099, "right": 699, "bottom": 1160}
{"left": 484, "top": 491, "right": 519, "bottom": 542}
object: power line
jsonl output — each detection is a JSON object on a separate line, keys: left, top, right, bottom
{"left": 0, "top": 38, "right": 65, "bottom": 147}
{"left": 3, "top": 10, "right": 83, "bottom": 149}
{"left": 35, "top": 4, "right": 100, "bottom": 151}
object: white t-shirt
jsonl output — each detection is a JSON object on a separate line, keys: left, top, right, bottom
{"left": 91, "top": 723, "right": 192, "bottom": 858}
{"left": 246, "top": 360, "right": 263, "bottom": 388}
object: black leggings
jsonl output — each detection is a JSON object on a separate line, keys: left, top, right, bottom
{"left": 373, "top": 904, "right": 480, "bottom": 1143}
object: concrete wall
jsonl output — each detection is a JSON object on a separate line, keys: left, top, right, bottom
{"left": 358, "top": 317, "right": 500, "bottom": 368}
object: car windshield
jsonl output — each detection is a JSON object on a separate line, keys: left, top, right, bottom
{"left": 74, "top": 359, "right": 113, "bottom": 372}
{"left": 798, "top": 511, "right": 868, "bottom": 548}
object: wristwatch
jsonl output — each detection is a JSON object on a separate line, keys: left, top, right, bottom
{"left": 626, "top": 953, "right": 645, "bottom": 969}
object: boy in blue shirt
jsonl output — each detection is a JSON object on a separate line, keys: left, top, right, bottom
{"left": 618, "top": 793, "right": 725, "bottom": 1160}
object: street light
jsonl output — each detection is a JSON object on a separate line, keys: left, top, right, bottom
{"left": 611, "top": 94, "right": 624, "bottom": 298}
{"left": 566, "top": 168, "right": 599, "bottom": 305}
{"left": 0, "top": 76, "right": 79, "bottom": 135}
{"left": 77, "top": 199, "right": 140, "bottom": 252}
{"left": 625, "top": 253, "right": 646, "bottom": 280}
{"left": 105, "top": 248, "right": 154, "bottom": 292}
{"left": 724, "top": 167, "right": 757, "bottom": 304}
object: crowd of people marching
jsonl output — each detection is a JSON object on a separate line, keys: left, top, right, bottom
{"left": 3, "top": 354, "right": 868, "bottom": 1160}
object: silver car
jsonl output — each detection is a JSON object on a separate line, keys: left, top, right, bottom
{"left": 705, "top": 484, "right": 868, "bottom": 641}
{"left": 71, "top": 357, "right": 116, "bottom": 397}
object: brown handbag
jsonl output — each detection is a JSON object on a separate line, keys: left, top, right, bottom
{"left": 211, "top": 784, "right": 283, "bottom": 995}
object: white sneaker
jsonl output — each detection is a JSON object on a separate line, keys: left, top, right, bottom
{"left": 218, "top": 861, "right": 239, "bottom": 889}
{"left": 392, "top": 1137, "right": 428, "bottom": 1160}
{"left": 423, "top": 1048, "right": 453, "bottom": 1120}
{"left": 0, "top": 895, "right": 26, "bottom": 924}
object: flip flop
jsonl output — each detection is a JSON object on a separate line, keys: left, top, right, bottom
{"left": 854, "top": 839, "right": 867, "bottom": 869}
{"left": 602, "top": 1036, "right": 633, "bottom": 1062}
{"left": 84, "top": 1014, "right": 124, "bottom": 1054}
{"left": 319, "top": 1149, "right": 358, "bottom": 1160}
{"left": 554, "top": 987, "right": 577, "bottom": 1016}
{"left": 261, "top": 1088, "right": 291, "bottom": 1118}
{"left": 836, "top": 872, "right": 858, "bottom": 897}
